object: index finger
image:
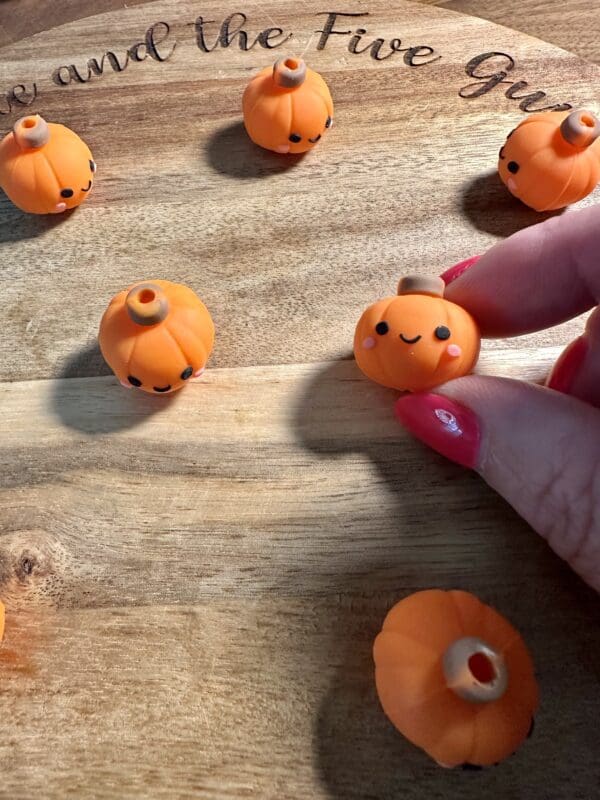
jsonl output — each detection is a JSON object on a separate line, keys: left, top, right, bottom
{"left": 443, "top": 204, "right": 600, "bottom": 337}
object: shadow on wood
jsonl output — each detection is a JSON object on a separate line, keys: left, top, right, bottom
{"left": 51, "top": 340, "right": 175, "bottom": 434}
{"left": 205, "top": 121, "right": 305, "bottom": 180}
{"left": 460, "top": 171, "right": 564, "bottom": 237}
{"left": 0, "top": 195, "right": 73, "bottom": 243}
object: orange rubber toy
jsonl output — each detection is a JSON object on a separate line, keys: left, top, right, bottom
{"left": 374, "top": 590, "right": 539, "bottom": 768}
{"left": 0, "top": 115, "right": 96, "bottom": 214}
{"left": 498, "top": 108, "right": 600, "bottom": 211}
{"left": 354, "top": 275, "right": 480, "bottom": 392}
{"left": 242, "top": 56, "right": 333, "bottom": 154}
{"left": 99, "top": 280, "right": 215, "bottom": 395}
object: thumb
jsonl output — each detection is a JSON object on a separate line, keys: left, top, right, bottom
{"left": 395, "top": 377, "right": 600, "bottom": 591}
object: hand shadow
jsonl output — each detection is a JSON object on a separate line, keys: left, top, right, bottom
{"left": 293, "top": 358, "right": 600, "bottom": 799}
{"left": 461, "top": 171, "right": 564, "bottom": 238}
{"left": 205, "top": 121, "right": 305, "bottom": 180}
{"left": 51, "top": 340, "right": 176, "bottom": 435}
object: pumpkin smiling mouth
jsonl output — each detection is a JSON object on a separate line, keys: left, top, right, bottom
{"left": 153, "top": 385, "right": 172, "bottom": 393}
{"left": 400, "top": 333, "right": 422, "bottom": 344}
{"left": 81, "top": 180, "right": 92, "bottom": 192}
{"left": 308, "top": 134, "right": 322, "bottom": 143}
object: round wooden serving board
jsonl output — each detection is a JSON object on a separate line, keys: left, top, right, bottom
{"left": 0, "top": 2, "right": 598, "bottom": 798}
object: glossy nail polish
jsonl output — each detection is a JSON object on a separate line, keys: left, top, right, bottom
{"left": 395, "top": 393, "right": 481, "bottom": 469}
{"left": 546, "top": 336, "right": 588, "bottom": 394}
{"left": 440, "top": 255, "right": 481, "bottom": 286}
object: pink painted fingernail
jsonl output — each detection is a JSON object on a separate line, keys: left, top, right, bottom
{"left": 546, "top": 336, "right": 588, "bottom": 394}
{"left": 395, "top": 393, "right": 481, "bottom": 469}
{"left": 440, "top": 255, "right": 481, "bottom": 286}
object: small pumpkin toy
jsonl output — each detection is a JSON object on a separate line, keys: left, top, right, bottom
{"left": 99, "top": 280, "right": 215, "bottom": 395}
{"left": 242, "top": 56, "right": 333, "bottom": 154}
{"left": 0, "top": 115, "right": 96, "bottom": 214}
{"left": 498, "top": 108, "right": 600, "bottom": 211}
{"left": 374, "top": 590, "right": 538, "bottom": 768}
{"left": 354, "top": 275, "right": 480, "bottom": 392}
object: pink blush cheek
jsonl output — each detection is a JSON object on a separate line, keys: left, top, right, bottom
{"left": 362, "top": 337, "right": 376, "bottom": 350}
{"left": 447, "top": 344, "right": 462, "bottom": 358}
{"left": 507, "top": 177, "right": 518, "bottom": 194}
{"left": 120, "top": 380, "right": 133, "bottom": 389}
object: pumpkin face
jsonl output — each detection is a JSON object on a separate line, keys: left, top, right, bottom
{"left": 243, "top": 57, "right": 333, "bottom": 154}
{"left": 498, "top": 109, "right": 600, "bottom": 211}
{"left": 354, "top": 275, "right": 480, "bottom": 392}
{"left": 0, "top": 115, "right": 95, "bottom": 214}
{"left": 374, "top": 590, "right": 539, "bottom": 768}
{"left": 99, "top": 280, "right": 215, "bottom": 395}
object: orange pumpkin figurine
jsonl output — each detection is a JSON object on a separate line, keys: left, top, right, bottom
{"left": 99, "top": 280, "right": 215, "bottom": 395}
{"left": 0, "top": 115, "right": 96, "bottom": 214}
{"left": 374, "top": 590, "right": 538, "bottom": 768}
{"left": 354, "top": 275, "right": 480, "bottom": 392}
{"left": 243, "top": 56, "right": 333, "bottom": 154}
{"left": 498, "top": 108, "right": 600, "bottom": 211}
{"left": 0, "top": 600, "right": 4, "bottom": 643}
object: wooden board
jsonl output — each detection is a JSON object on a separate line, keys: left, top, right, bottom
{"left": 0, "top": 2, "right": 599, "bottom": 798}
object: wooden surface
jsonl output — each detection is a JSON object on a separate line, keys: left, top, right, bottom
{"left": 0, "top": 1, "right": 599, "bottom": 798}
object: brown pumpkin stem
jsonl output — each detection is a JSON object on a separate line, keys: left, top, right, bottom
{"left": 126, "top": 283, "right": 169, "bottom": 326}
{"left": 443, "top": 636, "right": 508, "bottom": 704}
{"left": 560, "top": 109, "right": 600, "bottom": 148}
{"left": 273, "top": 57, "right": 307, "bottom": 89}
{"left": 13, "top": 115, "right": 50, "bottom": 150}
{"left": 397, "top": 275, "right": 445, "bottom": 298}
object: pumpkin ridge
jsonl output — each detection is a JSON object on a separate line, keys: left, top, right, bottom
{"left": 378, "top": 296, "right": 404, "bottom": 388}
{"left": 39, "top": 148, "right": 62, "bottom": 200}
{"left": 164, "top": 320, "right": 201, "bottom": 368}
{"left": 548, "top": 152, "right": 582, "bottom": 210}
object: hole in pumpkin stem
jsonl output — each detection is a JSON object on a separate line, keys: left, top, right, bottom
{"left": 23, "top": 118, "right": 37, "bottom": 128}
{"left": 139, "top": 289, "right": 156, "bottom": 304}
{"left": 468, "top": 652, "right": 496, "bottom": 684}
{"left": 285, "top": 58, "right": 299, "bottom": 70}
{"left": 581, "top": 113, "right": 595, "bottom": 128}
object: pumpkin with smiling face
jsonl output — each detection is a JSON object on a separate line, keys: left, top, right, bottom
{"left": 0, "top": 115, "right": 96, "bottom": 214}
{"left": 374, "top": 590, "right": 538, "bottom": 768}
{"left": 99, "top": 280, "right": 215, "bottom": 395}
{"left": 498, "top": 109, "right": 600, "bottom": 211}
{"left": 354, "top": 275, "right": 480, "bottom": 392}
{"left": 243, "top": 57, "right": 333, "bottom": 154}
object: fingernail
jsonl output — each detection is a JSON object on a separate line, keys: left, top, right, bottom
{"left": 546, "top": 336, "right": 588, "bottom": 394}
{"left": 395, "top": 393, "right": 481, "bottom": 469}
{"left": 440, "top": 255, "right": 481, "bottom": 286}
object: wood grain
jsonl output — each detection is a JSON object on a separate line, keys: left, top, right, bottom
{"left": 0, "top": 2, "right": 599, "bottom": 798}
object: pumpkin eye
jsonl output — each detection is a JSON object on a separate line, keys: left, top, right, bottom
{"left": 325, "top": 116, "right": 332, "bottom": 129}
{"left": 507, "top": 161, "right": 520, "bottom": 174}
{"left": 128, "top": 375, "right": 142, "bottom": 387}
{"left": 89, "top": 159, "right": 97, "bottom": 173}
{"left": 289, "top": 133, "right": 302, "bottom": 143}
{"left": 181, "top": 366, "right": 193, "bottom": 381}
{"left": 375, "top": 321, "right": 389, "bottom": 335}
{"left": 60, "top": 188, "right": 74, "bottom": 198}
{"left": 435, "top": 326, "right": 451, "bottom": 340}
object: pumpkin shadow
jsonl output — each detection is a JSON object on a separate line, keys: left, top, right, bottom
{"left": 0, "top": 194, "right": 72, "bottom": 242}
{"left": 205, "top": 121, "right": 305, "bottom": 180}
{"left": 51, "top": 340, "right": 175, "bottom": 434}
{"left": 461, "top": 171, "right": 564, "bottom": 238}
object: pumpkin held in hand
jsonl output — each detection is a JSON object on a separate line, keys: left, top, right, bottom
{"left": 242, "top": 56, "right": 334, "bottom": 154}
{"left": 498, "top": 108, "right": 600, "bottom": 211}
{"left": 374, "top": 590, "right": 539, "bottom": 768}
{"left": 353, "top": 275, "right": 480, "bottom": 393}
{"left": 0, "top": 115, "right": 96, "bottom": 214}
{"left": 99, "top": 280, "right": 215, "bottom": 395}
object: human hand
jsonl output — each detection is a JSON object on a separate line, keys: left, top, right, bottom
{"left": 394, "top": 205, "right": 600, "bottom": 591}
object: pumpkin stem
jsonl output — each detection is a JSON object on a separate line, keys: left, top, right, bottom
{"left": 443, "top": 636, "right": 508, "bottom": 704}
{"left": 126, "top": 283, "right": 169, "bottom": 326}
{"left": 273, "top": 57, "right": 307, "bottom": 89}
{"left": 13, "top": 115, "right": 50, "bottom": 150}
{"left": 560, "top": 109, "right": 600, "bottom": 148}
{"left": 397, "top": 275, "right": 445, "bottom": 298}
